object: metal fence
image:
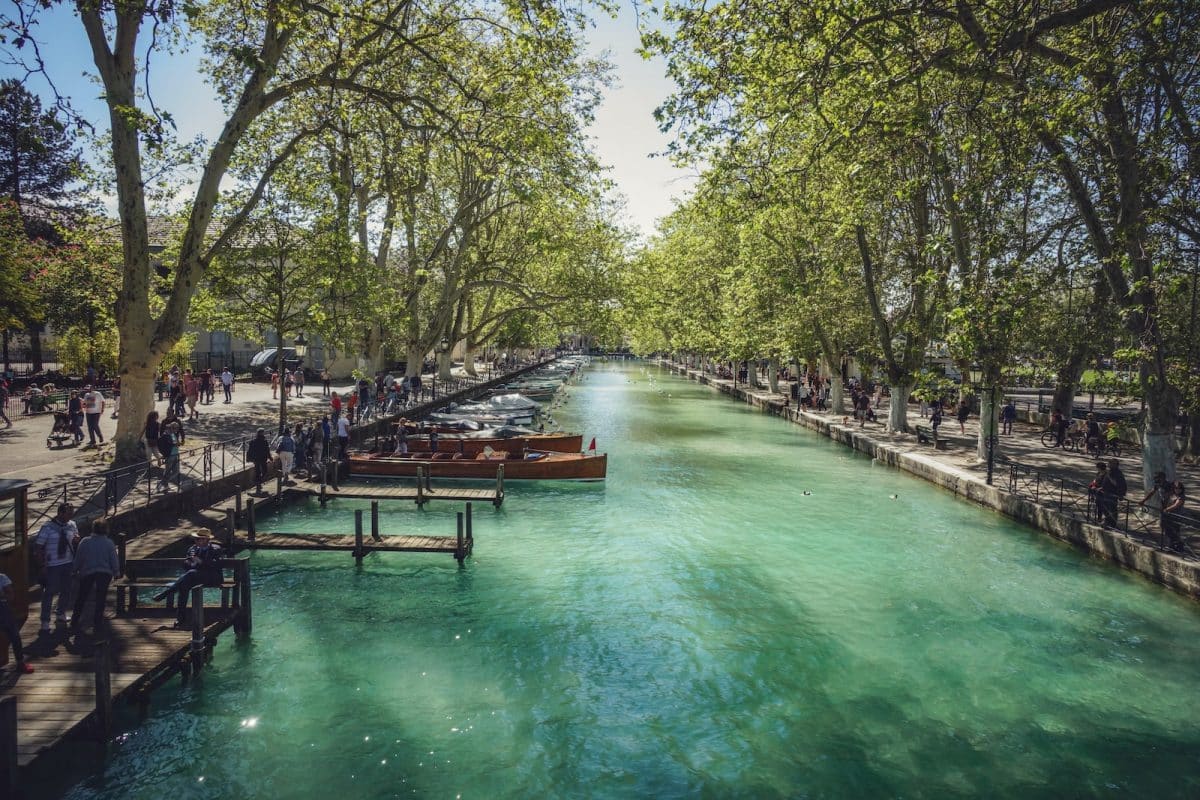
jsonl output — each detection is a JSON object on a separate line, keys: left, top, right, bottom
{"left": 997, "top": 456, "right": 1196, "bottom": 556}
{"left": 27, "top": 436, "right": 252, "bottom": 531}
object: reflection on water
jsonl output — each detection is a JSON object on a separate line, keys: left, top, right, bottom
{"left": 28, "top": 362, "right": 1200, "bottom": 799}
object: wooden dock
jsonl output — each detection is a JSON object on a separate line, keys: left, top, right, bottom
{"left": 241, "top": 503, "right": 476, "bottom": 563}
{"left": 2, "top": 602, "right": 241, "bottom": 768}
{"left": 293, "top": 481, "right": 502, "bottom": 507}
{"left": 240, "top": 532, "right": 463, "bottom": 554}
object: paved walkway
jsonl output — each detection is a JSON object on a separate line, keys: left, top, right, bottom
{"left": 0, "top": 370, "right": 498, "bottom": 485}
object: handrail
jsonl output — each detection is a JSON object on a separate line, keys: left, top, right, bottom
{"left": 995, "top": 455, "right": 1196, "bottom": 556}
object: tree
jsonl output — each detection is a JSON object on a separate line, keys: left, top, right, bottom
{"left": 0, "top": 78, "right": 82, "bottom": 238}
{"left": 192, "top": 193, "right": 336, "bottom": 434}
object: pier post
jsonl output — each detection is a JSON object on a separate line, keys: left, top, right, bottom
{"left": 331, "top": 460, "right": 339, "bottom": 491}
{"left": 117, "top": 532, "right": 127, "bottom": 576}
{"left": 234, "top": 559, "right": 252, "bottom": 636}
{"left": 94, "top": 639, "right": 113, "bottom": 743}
{"left": 0, "top": 695, "right": 16, "bottom": 797}
{"left": 320, "top": 462, "right": 328, "bottom": 506}
{"left": 354, "top": 510, "right": 365, "bottom": 565}
{"left": 246, "top": 498, "right": 257, "bottom": 542}
{"left": 466, "top": 502, "right": 473, "bottom": 554}
{"left": 371, "top": 501, "right": 381, "bottom": 541}
{"left": 224, "top": 509, "right": 236, "bottom": 549}
{"left": 425, "top": 466, "right": 432, "bottom": 492}
{"left": 234, "top": 490, "right": 243, "bottom": 525}
{"left": 456, "top": 511, "right": 465, "bottom": 563}
{"left": 495, "top": 465, "right": 505, "bottom": 507}
{"left": 190, "top": 587, "right": 205, "bottom": 673}
{"left": 416, "top": 467, "right": 425, "bottom": 507}
{"left": 276, "top": 471, "right": 284, "bottom": 504}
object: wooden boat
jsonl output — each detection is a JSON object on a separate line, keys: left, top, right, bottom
{"left": 393, "top": 430, "right": 583, "bottom": 455}
{"left": 349, "top": 450, "right": 607, "bottom": 481}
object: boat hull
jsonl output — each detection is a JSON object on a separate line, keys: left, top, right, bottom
{"left": 349, "top": 451, "right": 607, "bottom": 481}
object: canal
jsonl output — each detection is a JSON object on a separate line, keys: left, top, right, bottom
{"left": 34, "top": 361, "right": 1200, "bottom": 798}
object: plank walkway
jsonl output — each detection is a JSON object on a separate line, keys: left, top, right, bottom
{"left": 2, "top": 607, "right": 236, "bottom": 767}
{"left": 239, "top": 532, "right": 462, "bottom": 554}
{"left": 292, "top": 481, "right": 502, "bottom": 506}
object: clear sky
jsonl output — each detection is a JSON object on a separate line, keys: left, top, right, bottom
{"left": 3, "top": 2, "right": 694, "bottom": 239}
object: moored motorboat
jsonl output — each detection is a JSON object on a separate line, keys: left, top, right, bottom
{"left": 393, "top": 425, "right": 583, "bottom": 455}
{"left": 349, "top": 449, "right": 607, "bottom": 481}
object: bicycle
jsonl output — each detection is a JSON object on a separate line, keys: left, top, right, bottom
{"left": 1041, "top": 428, "right": 1083, "bottom": 451}
{"left": 1082, "top": 436, "right": 1122, "bottom": 459}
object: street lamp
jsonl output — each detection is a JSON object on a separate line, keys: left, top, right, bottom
{"left": 969, "top": 363, "right": 998, "bottom": 486}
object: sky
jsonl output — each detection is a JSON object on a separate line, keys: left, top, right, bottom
{"left": 2, "top": 2, "right": 695, "bottom": 240}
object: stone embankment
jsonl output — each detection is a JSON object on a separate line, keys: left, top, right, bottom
{"left": 659, "top": 360, "right": 1200, "bottom": 600}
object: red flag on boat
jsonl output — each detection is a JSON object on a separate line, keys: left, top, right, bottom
{"left": 587, "top": 437, "right": 596, "bottom": 452}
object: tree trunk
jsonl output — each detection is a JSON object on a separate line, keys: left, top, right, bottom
{"left": 767, "top": 357, "right": 779, "bottom": 393}
{"left": 405, "top": 343, "right": 423, "bottom": 378}
{"left": 438, "top": 349, "right": 453, "bottom": 381}
{"left": 113, "top": 364, "right": 155, "bottom": 464}
{"left": 1188, "top": 413, "right": 1200, "bottom": 461}
{"left": 977, "top": 388, "right": 998, "bottom": 461}
{"left": 888, "top": 384, "right": 911, "bottom": 433}
{"left": 1, "top": 329, "right": 8, "bottom": 373}
{"left": 276, "top": 348, "right": 288, "bottom": 436}
{"left": 28, "top": 325, "right": 42, "bottom": 372}
{"left": 829, "top": 374, "right": 845, "bottom": 415}
{"left": 1141, "top": 378, "right": 1180, "bottom": 489}
{"left": 463, "top": 345, "right": 477, "bottom": 377}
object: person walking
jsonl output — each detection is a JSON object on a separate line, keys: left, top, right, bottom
{"left": 1001, "top": 399, "right": 1017, "bottom": 435}
{"left": 294, "top": 368, "right": 305, "bottom": 398}
{"left": 0, "top": 571, "right": 34, "bottom": 673}
{"left": 336, "top": 413, "right": 351, "bottom": 460}
{"left": 247, "top": 428, "right": 271, "bottom": 488}
{"left": 156, "top": 425, "right": 181, "bottom": 493}
{"left": 184, "top": 372, "right": 200, "bottom": 421}
{"left": 110, "top": 376, "right": 121, "bottom": 418}
{"left": 67, "top": 389, "right": 84, "bottom": 444}
{"left": 34, "top": 503, "right": 78, "bottom": 632}
{"left": 153, "top": 530, "right": 223, "bottom": 629}
{"left": 330, "top": 391, "right": 342, "bottom": 421}
{"left": 276, "top": 427, "right": 296, "bottom": 482}
{"left": 70, "top": 525, "right": 120, "bottom": 635}
{"left": 956, "top": 397, "right": 970, "bottom": 435}
{"left": 321, "top": 368, "right": 331, "bottom": 397}
{"left": 0, "top": 378, "right": 10, "bottom": 428}
{"left": 221, "top": 367, "right": 234, "bottom": 403}
{"left": 141, "top": 410, "right": 163, "bottom": 466}
{"left": 270, "top": 368, "right": 279, "bottom": 400}
{"left": 82, "top": 385, "right": 105, "bottom": 447}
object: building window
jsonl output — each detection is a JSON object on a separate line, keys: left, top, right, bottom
{"left": 211, "top": 331, "right": 231, "bottom": 354}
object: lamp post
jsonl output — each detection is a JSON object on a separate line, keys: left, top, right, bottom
{"left": 969, "top": 364, "right": 998, "bottom": 485}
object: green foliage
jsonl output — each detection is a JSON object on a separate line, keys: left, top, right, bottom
{"left": 56, "top": 325, "right": 118, "bottom": 374}
{"left": 159, "top": 332, "right": 198, "bottom": 372}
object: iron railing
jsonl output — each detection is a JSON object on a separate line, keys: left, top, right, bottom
{"left": 996, "top": 456, "right": 1196, "bottom": 556}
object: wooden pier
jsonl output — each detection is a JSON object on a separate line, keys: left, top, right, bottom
{"left": 295, "top": 481, "right": 502, "bottom": 507}
{"left": 299, "top": 463, "right": 504, "bottom": 508}
{"left": 1, "top": 557, "right": 250, "bottom": 776}
{"left": 240, "top": 504, "right": 476, "bottom": 564}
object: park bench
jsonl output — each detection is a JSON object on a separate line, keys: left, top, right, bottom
{"left": 114, "top": 556, "right": 249, "bottom": 615}
{"left": 915, "top": 424, "right": 947, "bottom": 450}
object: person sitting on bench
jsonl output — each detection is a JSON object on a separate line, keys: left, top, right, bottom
{"left": 153, "top": 529, "right": 223, "bottom": 628}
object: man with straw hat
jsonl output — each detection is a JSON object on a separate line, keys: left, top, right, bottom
{"left": 153, "top": 529, "right": 223, "bottom": 628}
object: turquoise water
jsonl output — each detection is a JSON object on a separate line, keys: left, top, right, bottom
{"left": 30, "top": 363, "right": 1200, "bottom": 798}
